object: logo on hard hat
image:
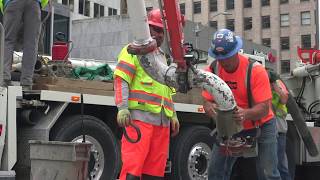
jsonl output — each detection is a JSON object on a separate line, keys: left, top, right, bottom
{"left": 215, "top": 47, "right": 225, "bottom": 52}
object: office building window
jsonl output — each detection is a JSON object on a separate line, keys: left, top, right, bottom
{"left": 280, "top": 14, "right": 289, "bottom": 27}
{"left": 100, "top": 6, "right": 104, "bottom": 17}
{"left": 69, "top": 0, "right": 74, "bottom": 11}
{"left": 180, "top": 3, "right": 185, "bottom": 15}
{"left": 210, "top": 0, "right": 218, "bottom": 12}
{"left": 244, "top": 17, "right": 252, "bottom": 30}
{"left": 300, "top": 0, "right": 309, "bottom": 2}
{"left": 193, "top": 1, "right": 201, "bottom": 14}
{"left": 226, "top": 0, "right": 234, "bottom": 10}
{"left": 84, "top": 0, "right": 90, "bottom": 17}
{"left": 79, "top": 0, "right": 84, "bottom": 14}
{"left": 301, "top": 34, "right": 311, "bottom": 49}
{"left": 262, "top": 38, "right": 271, "bottom": 47}
{"left": 244, "top": 0, "right": 252, "bottom": 8}
{"left": 209, "top": 21, "right": 218, "bottom": 29}
{"left": 62, "top": 0, "right": 68, "bottom": 5}
{"left": 108, "top": 8, "right": 117, "bottom": 16}
{"left": 280, "top": 37, "right": 290, "bottom": 50}
{"left": 301, "top": 11, "right": 311, "bottom": 25}
{"left": 281, "top": 60, "right": 290, "bottom": 74}
{"left": 261, "top": 0, "right": 270, "bottom": 6}
{"left": 280, "top": 0, "right": 289, "bottom": 4}
{"left": 94, "top": 3, "right": 105, "bottom": 18}
{"left": 94, "top": 3, "right": 99, "bottom": 17}
{"left": 226, "top": 19, "right": 235, "bottom": 31}
{"left": 146, "top": 7, "right": 153, "bottom": 12}
{"left": 262, "top": 15, "right": 270, "bottom": 29}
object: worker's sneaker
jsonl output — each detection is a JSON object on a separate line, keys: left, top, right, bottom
{"left": 21, "top": 85, "right": 32, "bottom": 91}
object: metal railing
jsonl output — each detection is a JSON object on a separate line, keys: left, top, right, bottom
{"left": 0, "top": 23, "right": 4, "bottom": 87}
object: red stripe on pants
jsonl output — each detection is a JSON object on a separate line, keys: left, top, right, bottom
{"left": 119, "top": 120, "right": 170, "bottom": 179}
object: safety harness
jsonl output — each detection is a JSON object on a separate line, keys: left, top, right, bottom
{"left": 210, "top": 58, "right": 261, "bottom": 157}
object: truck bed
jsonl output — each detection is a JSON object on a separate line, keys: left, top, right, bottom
{"left": 32, "top": 76, "right": 204, "bottom": 106}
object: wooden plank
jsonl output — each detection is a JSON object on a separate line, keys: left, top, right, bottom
{"left": 34, "top": 77, "right": 114, "bottom": 91}
{"left": 33, "top": 84, "right": 115, "bottom": 96}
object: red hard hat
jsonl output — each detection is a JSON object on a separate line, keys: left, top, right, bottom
{"left": 147, "top": 9, "right": 164, "bottom": 28}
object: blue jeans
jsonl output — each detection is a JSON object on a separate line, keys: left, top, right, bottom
{"left": 277, "top": 133, "right": 292, "bottom": 180}
{"left": 208, "top": 118, "right": 281, "bottom": 180}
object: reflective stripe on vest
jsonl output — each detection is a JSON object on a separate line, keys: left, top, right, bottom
{"left": 116, "top": 61, "right": 136, "bottom": 78}
{"left": 129, "top": 90, "right": 174, "bottom": 111}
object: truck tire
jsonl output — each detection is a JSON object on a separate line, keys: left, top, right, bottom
{"left": 51, "top": 115, "right": 121, "bottom": 180}
{"left": 169, "top": 126, "right": 214, "bottom": 180}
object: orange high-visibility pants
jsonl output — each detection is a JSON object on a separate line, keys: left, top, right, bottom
{"left": 119, "top": 120, "right": 170, "bottom": 179}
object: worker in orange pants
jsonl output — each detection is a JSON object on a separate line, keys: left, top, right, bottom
{"left": 114, "top": 9, "right": 179, "bottom": 180}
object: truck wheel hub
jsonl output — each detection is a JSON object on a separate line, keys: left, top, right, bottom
{"left": 188, "top": 142, "right": 211, "bottom": 180}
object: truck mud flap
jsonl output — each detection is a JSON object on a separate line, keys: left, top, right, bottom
{"left": 287, "top": 93, "right": 319, "bottom": 157}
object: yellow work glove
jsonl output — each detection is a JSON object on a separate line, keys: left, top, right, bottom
{"left": 117, "top": 109, "right": 131, "bottom": 127}
{"left": 170, "top": 112, "right": 180, "bottom": 137}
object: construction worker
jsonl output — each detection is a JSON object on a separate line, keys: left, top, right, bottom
{"left": 202, "top": 29, "right": 281, "bottom": 180}
{"left": 114, "top": 9, "right": 179, "bottom": 180}
{"left": 269, "top": 71, "right": 292, "bottom": 180}
{"left": 0, "top": 0, "right": 49, "bottom": 90}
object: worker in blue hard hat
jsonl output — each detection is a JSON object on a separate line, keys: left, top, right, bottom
{"left": 202, "top": 29, "right": 281, "bottom": 180}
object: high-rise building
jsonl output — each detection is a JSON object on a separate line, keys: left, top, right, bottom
{"left": 56, "top": 0, "right": 120, "bottom": 20}
{"left": 144, "top": 0, "right": 317, "bottom": 74}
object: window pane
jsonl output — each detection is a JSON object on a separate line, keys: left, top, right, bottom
{"left": 210, "top": 0, "right": 218, "bottom": 12}
{"left": 146, "top": 7, "right": 153, "bottom": 12}
{"left": 281, "top": 60, "right": 290, "bottom": 74}
{"left": 62, "top": 0, "right": 68, "bottom": 5}
{"left": 261, "top": 0, "right": 270, "bottom": 6}
{"left": 280, "top": 14, "right": 289, "bottom": 27}
{"left": 262, "top": 38, "right": 271, "bottom": 47}
{"left": 301, "top": 34, "right": 311, "bottom": 49}
{"left": 243, "top": 0, "right": 252, "bottom": 8}
{"left": 180, "top": 3, "right": 185, "bottom": 15}
{"left": 193, "top": 1, "right": 201, "bottom": 14}
{"left": 244, "top": 17, "right": 252, "bottom": 30}
{"left": 100, "top": 6, "right": 104, "bottom": 17}
{"left": 94, "top": 3, "right": 99, "bottom": 18}
{"left": 69, "top": 0, "right": 74, "bottom": 11}
{"left": 209, "top": 21, "right": 218, "bottom": 29}
{"left": 226, "top": 19, "right": 235, "bottom": 31}
{"left": 226, "top": 0, "right": 234, "bottom": 10}
{"left": 84, "top": 0, "right": 90, "bottom": 17}
{"left": 79, "top": 0, "right": 84, "bottom": 15}
{"left": 262, "top": 16, "right": 270, "bottom": 28}
{"left": 301, "top": 11, "right": 311, "bottom": 25}
{"left": 280, "top": 0, "right": 289, "bottom": 4}
{"left": 280, "top": 37, "right": 290, "bottom": 50}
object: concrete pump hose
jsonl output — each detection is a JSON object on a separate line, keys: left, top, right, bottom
{"left": 286, "top": 93, "right": 319, "bottom": 156}
{"left": 123, "top": 122, "right": 141, "bottom": 143}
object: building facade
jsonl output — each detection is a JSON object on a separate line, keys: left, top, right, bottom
{"left": 55, "top": 0, "right": 120, "bottom": 20}
{"left": 145, "top": 0, "right": 317, "bottom": 74}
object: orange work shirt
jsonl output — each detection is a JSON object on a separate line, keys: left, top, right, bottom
{"left": 202, "top": 54, "right": 274, "bottom": 129}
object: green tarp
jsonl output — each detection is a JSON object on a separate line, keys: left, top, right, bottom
{"left": 71, "top": 64, "right": 113, "bottom": 81}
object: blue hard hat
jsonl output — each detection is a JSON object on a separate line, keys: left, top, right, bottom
{"left": 208, "top": 29, "right": 243, "bottom": 60}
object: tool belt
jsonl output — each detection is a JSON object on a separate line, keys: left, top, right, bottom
{"left": 218, "top": 127, "right": 261, "bottom": 157}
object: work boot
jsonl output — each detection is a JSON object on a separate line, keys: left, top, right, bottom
{"left": 126, "top": 173, "right": 140, "bottom": 180}
{"left": 141, "top": 174, "right": 164, "bottom": 180}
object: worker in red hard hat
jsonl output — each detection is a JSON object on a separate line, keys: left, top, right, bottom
{"left": 114, "top": 9, "right": 179, "bottom": 180}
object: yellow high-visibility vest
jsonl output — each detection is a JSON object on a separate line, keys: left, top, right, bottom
{"left": 114, "top": 46, "right": 175, "bottom": 117}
